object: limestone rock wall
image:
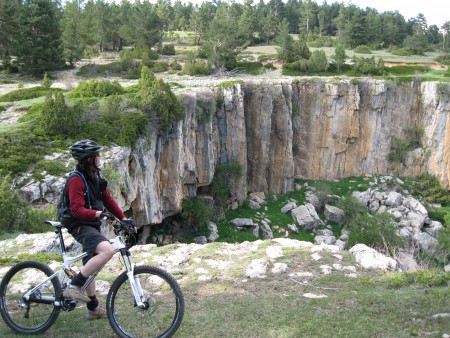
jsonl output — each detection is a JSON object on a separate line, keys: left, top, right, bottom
{"left": 24, "top": 79, "right": 450, "bottom": 225}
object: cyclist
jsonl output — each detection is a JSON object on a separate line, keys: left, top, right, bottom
{"left": 63, "top": 139, "right": 128, "bottom": 320}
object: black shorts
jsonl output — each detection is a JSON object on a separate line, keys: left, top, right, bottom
{"left": 70, "top": 225, "right": 109, "bottom": 265}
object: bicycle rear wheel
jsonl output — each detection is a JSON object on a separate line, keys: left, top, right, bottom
{"left": 0, "top": 260, "right": 61, "bottom": 335}
{"left": 106, "top": 265, "right": 184, "bottom": 338}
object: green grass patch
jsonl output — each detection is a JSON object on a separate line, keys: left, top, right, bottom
{"left": 0, "top": 86, "right": 63, "bottom": 102}
{"left": 236, "top": 61, "right": 265, "bottom": 75}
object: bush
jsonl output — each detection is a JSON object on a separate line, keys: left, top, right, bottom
{"left": 41, "top": 72, "right": 52, "bottom": 89}
{"left": 171, "top": 61, "right": 182, "bottom": 71}
{"left": 0, "top": 87, "right": 62, "bottom": 102}
{"left": 434, "top": 53, "right": 450, "bottom": 65}
{"left": 283, "top": 59, "right": 309, "bottom": 73}
{"left": 352, "top": 56, "right": 384, "bottom": 75}
{"left": 69, "top": 79, "right": 124, "bottom": 98}
{"left": 408, "top": 174, "right": 450, "bottom": 206}
{"left": 181, "top": 196, "right": 214, "bottom": 230}
{"left": 0, "top": 175, "right": 56, "bottom": 235}
{"left": 39, "top": 92, "right": 82, "bottom": 136}
{"left": 139, "top": 66, "right": 185, "bottom": 129}
{"left": 385, "top": 65, "right": 427, "bottom": 75}
{"left": 346, "top": 212, "right": 403, "bottom": 254}
{"left": 183, "top": 61, "right": 211, "bottom": 76}
{"left": 391, "top": 48, "right": 412, "bottom": 56}
{"left": 80, "top": 95, "right": 148, "bottom": 146}
{"left": 236, "top": 61, "right": 264, "bottom": 75}
{"left": 160, "top": 44, "right": 176, "bottom": 55}
{"left": 264, "top": 63, "right": 276, "bottom": 70}
{"left": 151, "top": 62, "right": 169, "bottom": 73}
{"left": 308, "top": 50, "right": 329, "bottom": 72}
{"left": 353, "top": 45, "right": 372, "bottom": 54}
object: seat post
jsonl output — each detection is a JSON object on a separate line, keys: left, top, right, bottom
{"left": 55, "top": 227, "right": 67, "bottom": 255}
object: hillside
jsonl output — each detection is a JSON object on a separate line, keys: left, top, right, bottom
{"left": 0, "top": 228, "right": 449, "bottom": 337}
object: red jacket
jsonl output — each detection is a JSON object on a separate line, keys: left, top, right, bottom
{"left": 67, "top": 176, "right": 125, "bottom": 221}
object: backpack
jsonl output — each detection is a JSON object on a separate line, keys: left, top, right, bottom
{"left": 56, "top": 170, "right": 91, "bottom": 228}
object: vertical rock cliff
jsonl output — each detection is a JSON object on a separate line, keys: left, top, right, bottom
{"left": 48, "top": 79, "right": 450, "bottom": 225}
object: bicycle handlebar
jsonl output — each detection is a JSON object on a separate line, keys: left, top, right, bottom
{"left": 100, "top": 211, "right": 138, "bottom": 235}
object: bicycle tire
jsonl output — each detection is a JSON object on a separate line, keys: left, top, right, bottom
{"left": 0, "top": 260, "right": 61, "bottom": 335}
{"left": 106, "top": 265, "right": 184, "bottom": 338}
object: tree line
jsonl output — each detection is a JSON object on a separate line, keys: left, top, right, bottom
{"left": 0, "top": 0, "right": 449, "bottom": 74}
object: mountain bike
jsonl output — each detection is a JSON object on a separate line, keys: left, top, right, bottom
{"left": 0, "top": 216, "right": 185, "bottom": 338}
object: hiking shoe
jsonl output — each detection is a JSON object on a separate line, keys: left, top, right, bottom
{"left": 86, "top": 306, "right": 107, "bottom": 320}
{"left": 62, "top": 285, "right": 91, "bottom": 303}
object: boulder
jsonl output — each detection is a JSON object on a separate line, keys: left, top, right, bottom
{"left": 291, "top": 203, "right": 324, "bottom": 230}
{"left": 349, "top": 244, "right": 397, "bottom": 271}
{"left": 324, "top": 204, "right": 345, "bottom": 224}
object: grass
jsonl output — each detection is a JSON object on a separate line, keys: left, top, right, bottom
{"left": 0, "top": 242, "right": 448, "bottom": 338}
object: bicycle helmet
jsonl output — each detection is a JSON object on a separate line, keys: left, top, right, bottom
{"left": 70, "top": 139, "right": 103, "bottom": 162}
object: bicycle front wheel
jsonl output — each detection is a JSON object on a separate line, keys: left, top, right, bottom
{"left": 0, "top": 260, "right": 61, "bottom": 335}
{"left": 107, "top": 265, "right": 184, "bottom": 338}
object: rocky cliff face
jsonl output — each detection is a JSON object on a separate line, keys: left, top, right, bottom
{"left": 22, "top": 79, "right": 450, "bottom": 226}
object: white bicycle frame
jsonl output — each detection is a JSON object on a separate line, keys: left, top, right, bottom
{"left": 22, "top": 221, "right": 146, "bottom": 309}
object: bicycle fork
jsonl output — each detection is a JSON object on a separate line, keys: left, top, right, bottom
{"left": 120, "top": 250, "right": 148, "bottom": 309}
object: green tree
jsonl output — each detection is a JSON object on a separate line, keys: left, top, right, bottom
{"left": 138, "top": 66, "right": 184, "bottom": 129}
{"left": 41, "top": 92, "right": 80, "bottom": 135}
{"left": 0, "top": 175, "right": 27, "bottom": 231}
{"left": 14, "top": 0, "right": 64, "bottom": 74}
{"left": 203, "top": 3, "right": 250, "bottom": 71}
{"left": 238, "top": 0, "right": 257, "bottom": 45}
{"left": 61, "top": 0, "right": 84, "bottom": 66}
{"left": 0, "top": 0, "right": 21, "bottom": 69}
{"left": 189, "top": 2, "right": 215, "bottom": 45}
{"left": 275, "top": 18, "right": 295, "bottom": 62}
{"left": 442, "top": 21, "right": 450, "bottom": 51}
{"left": 308, "top": 49, "right": 328, "bottom": 72}
{"left": 293, "top": 36, "right": 311, "bottom": 60}
{"left": 260, "top": 12, "right": 279, "bottom": 43}
{"left": 299, "top": 0, "right": 317, "bottom": 34}
{"left": 332, "top": 44, "right": 347, "bottom": 71}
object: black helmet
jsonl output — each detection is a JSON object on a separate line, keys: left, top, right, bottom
{"left": 70, "top": 139, "right": 103, "bottom": 162}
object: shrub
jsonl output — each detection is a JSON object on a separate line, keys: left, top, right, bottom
{"left": 151, "top": 62, "right": 169, "bottom": 73}
{"left": 264, "top": 63, "right": 276, "bottom": 70}
{"left": 353, "top": 45, "right": 372, "bottom": 54}
{"left": 195, "top": 94, "right": 216, "bottom": 123}
{"left": 308, "top": 50, "right": 328, "bottom": 72}
{"left": 408, "top": 173, "right": 450, "bottom": 206}
{"left": 211, "top": 158, "right": 243, "bottom": 221}
{"left": 388, "top": 127, "right": 424, "bottom": 166}
{"left": 352, "top": 56, "right": 384, "bottom": 75}
{"left": 391, "top": 48, "right": 412, "bottom": 56}
{"left": 236, "top": 61, "right": 264, "bottom": 75}
{"left": 283, "top": 59, "right": 309, "bottom": 73}
{"left": 181, "top": 196, "right": 214, "bottom": 230}
{"left": 0, "top": 105, "right": 5, "bottom": 112}
{"left": 40, "top": 92, "right": 81, "bottom": 136}
{"left": 171, "top": 61, "right": 182, "bottom": 71}
{"left": 0, "top": 175, "right": 56, "bottom": 235}
{"left": 346, "top": 212, "right": 403, "bottom": 254}
{"left": 434, "top": 53, "right": 450, "bottom": 65}
{"left": 41, "top": 72, "right": 52, "bottom": 89}
{"left": 80, "top": 95, "right": 148, "bottom": 146}
{"left": 139, "top": 66, "right": 185, "bottom": 129}
{"left": 69, "top": 79, "right": 124, "bottom": 98}
{"left": 0, "top": 87, "right": 62, "bottom": 102}
{"left": 183, "top": 61, "right": 211, "bottom": 76}
{"left": 160, "top": 44, "right": 176, "bottom": 55}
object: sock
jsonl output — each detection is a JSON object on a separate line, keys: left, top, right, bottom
{"left": 71, "top": 272, "right": 88, "bottom": 287}
{"left": 87, "top": 295, "right": 99, "bottom": 311}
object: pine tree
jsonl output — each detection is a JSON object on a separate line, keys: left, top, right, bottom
{"left": 14, "top": 0, "right": 64, "bottom": 74}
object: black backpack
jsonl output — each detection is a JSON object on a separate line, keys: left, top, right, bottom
{"left": 56, "top": 170, "right": 91, "bottom": 228}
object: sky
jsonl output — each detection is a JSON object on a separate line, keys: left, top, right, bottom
{"left": 339, "top": 0, "right": 448, "bottom": 28}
